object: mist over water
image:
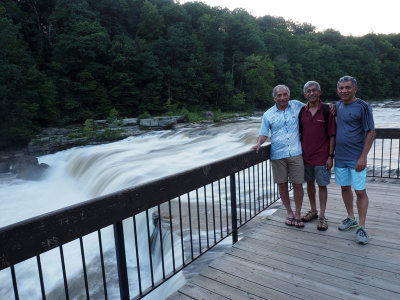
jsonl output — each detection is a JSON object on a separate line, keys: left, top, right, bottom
{"left": 0, "top": 101, "right": 399, "bottom": 299}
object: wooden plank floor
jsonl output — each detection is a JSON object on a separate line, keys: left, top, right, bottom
{"left": 168, "top": 180, "right": 400, "bottom": 300}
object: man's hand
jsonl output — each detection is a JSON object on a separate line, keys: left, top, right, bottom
{"left": 355, "top": 156, "right": 367, "bottom": 172}
{"left": 328, "top": 103, "right": 336, "bottom": 115}
{"left": 355, "top": 130, "right": 375, "bottom": 172}
{"left": 252, "top": 135, "right": 267, "bottom": 153}
{"left": 325, "top": 157, "right": 333, "bottom": 170}
{"left": 252, "top": 144, "right": 261, "bottom": 153}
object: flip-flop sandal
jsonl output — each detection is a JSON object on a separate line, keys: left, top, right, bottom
{"left": 294, "top": 219, "right": 304, "bottom": 228}
{"left": 285, "top": 217, "right": 295, "bottom": 226}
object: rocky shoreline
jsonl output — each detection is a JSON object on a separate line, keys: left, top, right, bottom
{"left": 0, "top": 116, "right": 185, "bottom": 180}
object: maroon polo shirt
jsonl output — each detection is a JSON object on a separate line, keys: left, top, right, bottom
{"left": 301, "top": 101, "right": 336, "bottom": 166}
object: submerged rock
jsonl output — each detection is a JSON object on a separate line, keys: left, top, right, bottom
{"left": 0, "top": 160, "right": 10, "bottom": 173}
{"left": 7, "top": 155, "right": 50, "bottom": 180}
{"left": 10, "top": 155, "right": 38, "bottom": 174}
{"left": 16, "top": 163, "right": 49, "bottom": 181}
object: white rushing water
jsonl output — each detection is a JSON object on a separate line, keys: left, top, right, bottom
{"left": 1, "top": 100, "right": 399, "bottom": 299}
{"left": 0, "top": 117, "right": 263, "bottom": 300}
{"left": 0, "top": 118, "right": 261, "bottom": 228}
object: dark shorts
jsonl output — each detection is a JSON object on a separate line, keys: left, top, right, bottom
{"left": 304, "top": 164, "right": 331, "bottom": 186}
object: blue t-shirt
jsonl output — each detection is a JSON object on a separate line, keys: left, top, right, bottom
{"left": 259, "top": 100, "right": 304, "bottom": 160}
{"left": 335, "top": 98, "right": 375, "bottom": 164}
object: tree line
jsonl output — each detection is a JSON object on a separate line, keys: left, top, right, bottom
{"left": 1, "top": 0, "right": 400, "bottom": 148}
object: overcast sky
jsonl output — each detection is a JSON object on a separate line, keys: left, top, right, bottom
{"left": 178, "top": 0, "right": 399, "bottom": 37}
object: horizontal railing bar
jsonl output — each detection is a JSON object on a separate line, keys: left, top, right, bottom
{"left": 375, "top": 128, "right": 400, "bottom": 139}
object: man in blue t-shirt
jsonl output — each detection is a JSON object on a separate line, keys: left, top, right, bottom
{"left": 335, "top": 76, "right": 376, "bottom": 245}
{"left": 252, "top": 85, "right": 305, "bottom": 228}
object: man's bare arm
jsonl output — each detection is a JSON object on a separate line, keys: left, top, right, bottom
{"left": 252, "top": 135, "right": 267, "bottom": 153}
{"left": 355, "top": 130, "right": 376, "bottom": 172}
{"left": 326, "top": 135, "right": 335, "bottom": 169}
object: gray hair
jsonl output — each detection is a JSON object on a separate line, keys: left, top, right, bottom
{"left": 303, "top": 81, "right": 321, "bottom": 93}
{"left": 337, "top": 76, "right": 357, "bottom": 88}
{"left": 272, "top": 84, "right": 290, "bottom": 97}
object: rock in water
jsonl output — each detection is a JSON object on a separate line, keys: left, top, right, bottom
{"left": 17, "top": 163, "right": 50, "bottom": 181}
{"left": 10, "top": 155, "right": 50, "bottom": 180}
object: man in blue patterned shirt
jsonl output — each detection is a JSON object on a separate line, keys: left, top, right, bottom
{"left": 252, "top": 85, "right": 305, "bottom": 228}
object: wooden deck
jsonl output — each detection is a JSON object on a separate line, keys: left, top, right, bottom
{"left": 168, "top": 180, "right": 400, "bottom": 300}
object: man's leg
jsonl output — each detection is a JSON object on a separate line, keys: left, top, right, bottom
{"left": 335, "top": 167, "right": 355, "bottom": 218}
{"left": 341, "top": 185, "right": 355, "bottom": 218}
{"left": 287, "top": 155, "right": 304, "bottom": 227}
{"left": 352, "top": 168, "right": 368, "bottom": 228}
{"left": 293, "top": 183, "right": 304, "bottom": 220}
{"left": 315, "top": 184, "right": 329, "bottom": 230}
{"left": 352, "top": 169, "right": 369, "bottom": 243}
{"left": 336, "top": 166, "right": 359, "bottom": 231}
{"left": 307, "top": 181, "right": 317, "bottom": 213}
{"left": 272, "top": 159, "right": 295, "bottom": 225}
{"left": 302, "top": 164, "right": 318, "bottom": 222}
{"left": 355, "top": 190, "right": 368, "bottom": 227}
{"left": 318, "top": 185, "right": 328, "bottom": 219}
{"left": 278, "top": 182, "right": 294, "bottom": 217}
{"left": 313, "top": 165, "right": 331, "bottom": 230}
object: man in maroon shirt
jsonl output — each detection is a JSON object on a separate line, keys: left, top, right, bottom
{"left": 300, "top": 81, "right": 336, "bottom": 230}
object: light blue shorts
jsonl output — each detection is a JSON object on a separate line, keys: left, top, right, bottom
{"left": 334, "top": 167, "right": 366, "bottom": 190}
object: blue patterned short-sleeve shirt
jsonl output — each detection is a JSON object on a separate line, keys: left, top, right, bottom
{"left": 259, "top": 100, "right": 305, "bottom": 160}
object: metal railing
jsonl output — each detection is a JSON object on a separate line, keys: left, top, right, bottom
{"left": 0, "top": 144, "right": 279, "bottom": 300}
{"left": 0, "top": 128, "right": 399, "bottom": 300}
{"left": 369, "top": 128, "right": 400, "bottom": 179}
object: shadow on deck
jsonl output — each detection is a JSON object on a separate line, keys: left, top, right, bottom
{"left": 169, "top": 180, "right": 400, "bottom": 300}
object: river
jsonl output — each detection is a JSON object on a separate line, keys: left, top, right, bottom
{"left": 0, "top": 100, "right": 399, "bottom": 299}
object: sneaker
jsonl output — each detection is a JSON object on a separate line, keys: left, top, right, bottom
{"left": 356, "top": 227, "right": 369, "bottom": 244}
{"left": 338, "top": 216, "right": 358, "bottom": 231}
{"left": 317, "top": 217, "right": 328, "bottom": 231}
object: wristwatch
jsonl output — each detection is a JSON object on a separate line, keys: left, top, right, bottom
{"left": 328, "top": 154, "right": 335, "bottom": 158}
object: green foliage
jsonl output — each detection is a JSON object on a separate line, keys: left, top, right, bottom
{"left": 107, "top": 108, "right": 120, "bottom": 125}
{"left": 0, "top": 4, "right": 43, "bottom": 147}
{"left": 83, "top": 119, "right": 97, "bottom": 138}
{"left": 96, "top": 128, "right": 122, "bottom": 141}
{"left": 138, "top": 111, "right": 152, "bottom": 120}
{"left": 2, "top": 0, "right": 400, "bottom": 148}
{"left": 68, "top": 130, "right": 84, "bottom": 139}
{"left": 179, "top": 108, "right": 202, "bottom": 123}
{"left": 213, "top": 109, "right": 223, "bottom": 122}
{"left": 232, "top": 92, "right": 246, "bottom": 110}
{"left": 66, "top": 119, "right": 122, "bottom": 142}
{"left": 137, "top": 0, "right": 165, "bottom": 40}
{"left": 243, "top": 55, "right": 275, "bottom": 108}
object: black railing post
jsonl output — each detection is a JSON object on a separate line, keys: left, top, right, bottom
{"left": 230, "top": 174, "right": 238, "bottom": 244}
{"left": 113, "top": 221, "right": 129, "bottom": 300}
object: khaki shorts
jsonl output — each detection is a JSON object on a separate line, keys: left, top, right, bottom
{"left": 271, "top": 155, "right": 304, "bottom": 184}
